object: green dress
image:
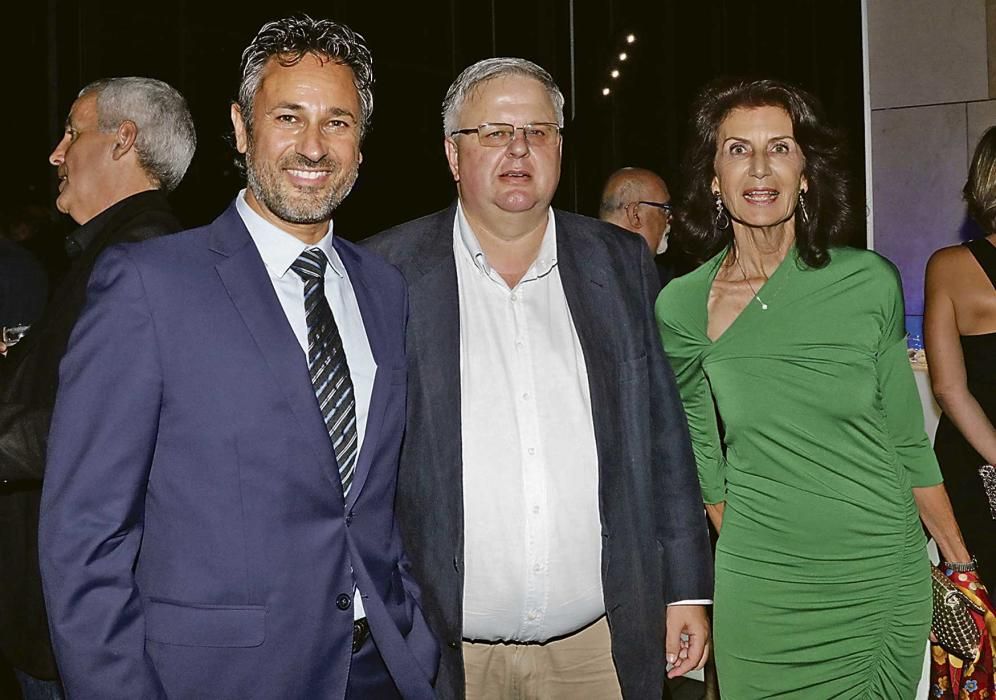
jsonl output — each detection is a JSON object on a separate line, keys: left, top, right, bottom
{"left": 656, "top": 246, "right": 942, "bottom": 699}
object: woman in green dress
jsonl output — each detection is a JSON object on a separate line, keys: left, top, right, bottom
{"left": 656, "top": 78, "right": 975, "bottom": 698}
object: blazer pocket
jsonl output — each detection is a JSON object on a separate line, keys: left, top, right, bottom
{"left": 618, "top": 354, "right": 648, "bottom": 384}
{"left": 145, "top": 598, "right": 266, "bottom": 648}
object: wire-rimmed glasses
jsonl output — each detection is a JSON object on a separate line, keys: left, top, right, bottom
{"left": 449, "top": 122, "right": 563, "bottom": 148}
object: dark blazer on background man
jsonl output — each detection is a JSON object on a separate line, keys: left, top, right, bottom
{"left": 365, "top": 203, "right": 713, "bottom": 700}
{"left": 39, "top": 203, "right": 439, "bottom": 699}
{"left": 0, "top": 190, "right": 181, "bottom": 682}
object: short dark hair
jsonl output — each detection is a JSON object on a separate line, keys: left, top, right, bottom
{"left": 236, "top": 15, "right": 374, "bottom": 140}
{"left": 674, "top": 78, "right": 854, "bottom": 268}
{"left": 965, "top": 125, "right": 996, "bottom": 233}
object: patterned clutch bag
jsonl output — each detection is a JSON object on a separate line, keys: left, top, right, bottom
{"left": 931, "top": 566, "right": 985, "bottom": 659}
{"left": 980, "top": 464, "right": 996, "bottom": 519}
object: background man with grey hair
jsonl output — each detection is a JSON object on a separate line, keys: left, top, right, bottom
{"left": 39, "top": 16, "right": 437, "bottom": 699}
{"left": 0, "top": 75, "right": 194, "bottom": 700}
{"left": 367, "top": 57, "right": 713, "bottom": 699}
{"left": 599, "top": 167, "right": 676, "bottom": 286}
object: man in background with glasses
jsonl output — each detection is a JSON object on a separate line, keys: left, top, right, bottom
{"left": 366, "top": 57, "right": 712, "bottom": 699}
{"left": 599, "top": 167, "right": 675, "bottom": 286}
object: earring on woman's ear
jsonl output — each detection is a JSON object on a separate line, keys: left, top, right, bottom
{"left": 798, "top": 190, "right": 810, "bottom": 224}
{"left": 714, "top": 192, "right": 730, "bottom": 230}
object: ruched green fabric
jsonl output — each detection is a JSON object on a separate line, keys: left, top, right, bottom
{"left": 656, "top": 247, "right": 941, "bottom": 699}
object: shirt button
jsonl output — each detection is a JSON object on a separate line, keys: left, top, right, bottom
{"left": 336, "top": 594, "right": 352, "bottom": 610}
{"left": 532, "top": 505, "right": 540, "bottom": 515}
{"left": 510, "top": 294, "right": 517, "bottom": 302}
{"left": 527, "top": 447, "right": 535, "bottom": 455}
{"left": 527, "top": 611, "right": 538, "bottom": 620}
{"left": 521, "top": 392, "right": 529, "bottom": 400}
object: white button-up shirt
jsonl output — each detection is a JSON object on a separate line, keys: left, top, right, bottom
{"left": 455, "top": 203, "right": 605, "bottom": 642}
{"left": 236, "top": 191, "right": 373, "bottom": 619}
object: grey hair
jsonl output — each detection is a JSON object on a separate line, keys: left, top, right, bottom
{"left": 599, "top": 168, "right": 669, "bottom": 218}
{"left": 237, "top": 15, "right": 374, "bottom": 140}
{"left": 441, "top": 57, "right": 565, "bottom": 135}
{"left": 79, "top": 77, "right": 196, "bottom": 192}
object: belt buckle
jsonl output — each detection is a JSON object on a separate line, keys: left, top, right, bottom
{"left": 352, "top": 617, "right": 371, "bottom": 653}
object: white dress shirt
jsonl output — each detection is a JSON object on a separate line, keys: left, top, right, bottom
{"left": 455, "top": 203, "right": 606, "bottom": 642}
{"left": 236, "top": 191, "right": 373, "bottom": 619}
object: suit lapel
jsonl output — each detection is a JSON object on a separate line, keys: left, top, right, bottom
{"left": 210, "top": 205, "right": 344, "bottom": 497}
{"left": 332, "top": 239, "right": 385, "bottom": 508}
{"left": 556, "top": 211, "right": 610, "bottom": 377}
{"left": 555, "top": 212, "right": 616, "bottom": 505}
{"left": 406, "top": 208, "right": 464, "bottom": 529}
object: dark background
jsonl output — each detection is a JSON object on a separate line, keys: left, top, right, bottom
{"left": 6, "top": 0, "right": 865, "bottom": 251}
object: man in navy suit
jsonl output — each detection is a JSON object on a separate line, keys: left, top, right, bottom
{"left": 366, "top": 58, "right": 712, "bottom": 699}
{"left": 39, "top": 16, "right": 438, "bottom": 699}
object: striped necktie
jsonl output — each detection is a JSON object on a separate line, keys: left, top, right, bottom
{"left": 291, "top": 248, "right": 358, "bottom": 496}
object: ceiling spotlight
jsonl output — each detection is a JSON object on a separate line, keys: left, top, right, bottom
{"left": 610, "top": 69, "right": 620, "bottom": 79}
{"left": 602, "top": 87, "right": 611, "bottom": 96}
{"left": 619, "top": 52, "right": 628, "bottom": 61}
{"left": 626, "top": 34, "right": 636, "bottom": 43}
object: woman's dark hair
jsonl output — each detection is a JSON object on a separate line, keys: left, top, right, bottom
{"left": 965, "top": 125, "right": 996, "bottom": 233}
{"left": 674, "top": 78, "right": 855, "bottom": 268}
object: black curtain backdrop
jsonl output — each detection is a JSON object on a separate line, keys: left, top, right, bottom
{"left": 5, "top": 0, "right": 864, "bottom": 255}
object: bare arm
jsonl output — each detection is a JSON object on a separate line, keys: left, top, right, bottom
{"left": 924, "top": 251, "right": 996, "bottom": 465}
{"left": 914, "top": 483, "right": 971, "bottom": 564}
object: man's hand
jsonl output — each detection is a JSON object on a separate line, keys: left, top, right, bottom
{"left": 665, "top": 604, "right": 711, "bottom": 678}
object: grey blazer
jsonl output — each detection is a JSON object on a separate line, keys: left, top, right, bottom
{"left": 364, "top": 204, "right": 712, "bottom": 700}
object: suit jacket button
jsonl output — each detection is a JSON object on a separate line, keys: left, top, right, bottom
{"left": 336, "top": 594, "right": 352, "bottom": 610}
{"left": 448, "top": 641, "right": 459, "bottom": 649}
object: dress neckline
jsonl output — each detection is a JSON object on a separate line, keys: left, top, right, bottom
{"left": 705, "top": 245, "right": 798, "bottom": 344}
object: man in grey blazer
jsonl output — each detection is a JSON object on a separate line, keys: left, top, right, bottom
{"left": 365, "top": 58, "right": 712, "bottom": 700}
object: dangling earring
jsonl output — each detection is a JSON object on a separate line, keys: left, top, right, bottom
{"left": 798, "top": 190, "right": 810, "bottom": 224}
{"left": 714, "top": 192, "right": 730, "bottom": 230}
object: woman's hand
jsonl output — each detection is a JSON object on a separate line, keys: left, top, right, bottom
{"left": 705, "top": 502, "right": 725, "bottom": 532}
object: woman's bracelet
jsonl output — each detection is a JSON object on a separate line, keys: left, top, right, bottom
{"left": 942, "top": 556, "right": 978, "bottom": 573}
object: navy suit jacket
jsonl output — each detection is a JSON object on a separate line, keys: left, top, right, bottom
{"left": 365, "top": 204, "right": 713, "bottom": 699}
{"left": 39, "top": 203, "right": 439, "bottom": 699}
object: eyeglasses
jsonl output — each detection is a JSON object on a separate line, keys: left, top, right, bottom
{"left": 449, "top": 122, "right": 563, "bottom": 148}
{"left": 637, "top": 201, "right": 672, "bottom": 215}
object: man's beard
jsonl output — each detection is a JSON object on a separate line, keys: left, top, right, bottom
{"left": 245, "top": 138, "right": 359, "bottom": 226}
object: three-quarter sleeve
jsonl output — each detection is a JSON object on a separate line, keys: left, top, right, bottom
{"left": 875, "top": 265, "right": 944, "bottom": 487}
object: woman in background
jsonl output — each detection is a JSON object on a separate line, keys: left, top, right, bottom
{"left": 657, "top": 78, "right": 973, "bottom": 698}
{"left": 924, "top": 125, "right": 996, "bottom": 588}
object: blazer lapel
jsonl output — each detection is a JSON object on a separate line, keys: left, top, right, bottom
{"left": 401, "top": 208, "right": 464, "bottom": 546}
{"left": 332, "top": 240, "right": 385, "bottom": 508}
{"left": 556, "top": 211, "right": 610, "bottom": 375}
{"left": 209, "top": 205, "right": 344, "bottom": 497}
{"left": 554, "top": 212, "right": 618, "bottom": 503}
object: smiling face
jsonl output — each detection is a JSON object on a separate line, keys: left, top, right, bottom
{"left": 48, "top": 93, "right": 119, "bottom": 224}
{"left": 232, "top": 53, "right": 362, "bottom": 240}
{"left": 444, "top": 75, "right": 561, "bottom": 225}
{"left": 711, "top": 105, "right": 807, "bottom": 231}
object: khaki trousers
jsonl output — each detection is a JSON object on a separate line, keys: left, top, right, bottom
{"left": 462, "top": 616, "right": 624, "bottom": 700}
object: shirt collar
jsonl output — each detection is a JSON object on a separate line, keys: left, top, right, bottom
{"left": 235, "top": 189, "right": 343, "bottom": 278}
{"left": 65, "top": 190, "right": 162, "bottom": 258}
{"left": 454, "top": 201, "right": 558, "bottom": 279}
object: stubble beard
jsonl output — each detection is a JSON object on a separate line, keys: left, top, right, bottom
{"left": 245, "top": 137, "right": 359, "bottom": 226}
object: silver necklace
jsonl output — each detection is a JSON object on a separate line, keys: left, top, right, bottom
{"left": 735, "top": 254, "right": 769, "bottom": 310}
